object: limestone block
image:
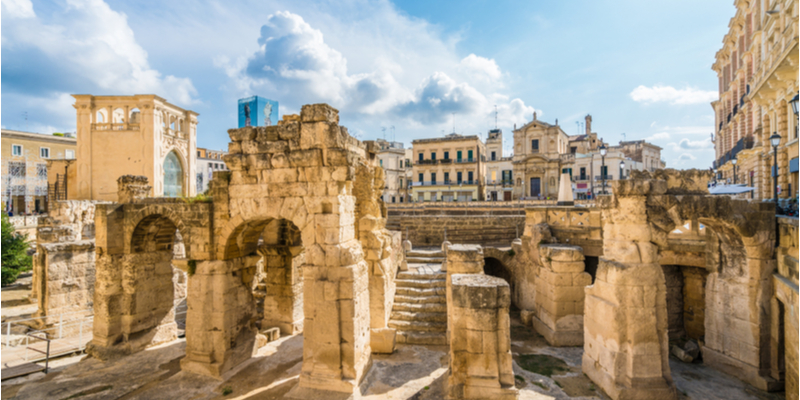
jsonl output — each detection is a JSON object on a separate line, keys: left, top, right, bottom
{"left": 301, "top": 103, "right": 339, "bottom": 123}
{"left": 228, "top": 126, "right": 256, "bottom": 142}
{"left": 370, "top": 328, "right": 396, "bottom": 354}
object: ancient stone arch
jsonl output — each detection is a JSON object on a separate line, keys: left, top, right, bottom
{"left": 88, "top": 104, "right": 401, "bottom": 396}
{"left": 582, "top": 169, "right": 779, "bottom": 399}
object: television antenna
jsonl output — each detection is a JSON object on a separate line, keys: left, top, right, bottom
{"left": 452, "top": 113, "right": 456, "bottom": 134}
{"left": 381, "top": 127, "right": 386, "bottom": 140}
{"left": 391, "top": 125, "right": 395, "bottom": 142}
{"left": 494, "top": 105, "right": 498, "bottom": 129}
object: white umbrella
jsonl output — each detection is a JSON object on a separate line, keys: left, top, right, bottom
{"left": 708, "top": 184, "right": 755, "bottom": 195}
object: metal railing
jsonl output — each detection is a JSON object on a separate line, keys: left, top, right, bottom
{"left": 7, "top": 216, "right": 40, "bottom": 228}
{"left": 412, "top": 180, "right": 478, "bottom": 186}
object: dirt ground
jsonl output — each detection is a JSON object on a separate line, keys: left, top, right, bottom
{"left": 1, "top": 312, "right": 786, "bottom": 400}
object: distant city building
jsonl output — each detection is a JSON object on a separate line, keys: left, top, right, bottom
{"left": 238, "top": 96, "right": 279, "bottom": 128}
{"left": 1, "top": 129, "right": 77, "bottom": 214}
{"left": 196, "top": 148, "right": 228, "bottom": 194}
{"left": 513, "top": 113, "right": 664, "bottom": 199}
{"left": 484, "top": 129, "right": 514, "bottom": 201}
{"left": 376, "top": 139, "right": 412, "bottom": 203}
{"left": 411, "top": 133, "right": 486, "bottom": 202}
{"left": 711, "top": 1, "right": 798, "bottom": 200}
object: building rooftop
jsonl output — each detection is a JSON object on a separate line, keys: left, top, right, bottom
{"left": 2, "top": 129, "right": 77, "bottom": 144}
{"left": 411, "top": 133, "right": 480, "bottom": 144}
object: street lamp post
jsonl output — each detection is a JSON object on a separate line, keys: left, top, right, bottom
{"left": 599, "top": 144, "right": 607, "bottom": 195}
{"left": 770, "top": 132, "right": 781, "bottom": 204}
{"left": 732, "top": 157, "right": 737, "bottom": 184}
{"left": 619, "top": 160, "right": 626, "bottom": 180}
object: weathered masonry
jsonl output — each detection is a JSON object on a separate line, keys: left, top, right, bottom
{"left": 87, "top": 104, "right": 405, "bottom": 396}
{"left": 511, "top": 169, "right": 798, "bottom": 400}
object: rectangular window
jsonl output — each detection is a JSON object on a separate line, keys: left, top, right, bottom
{"left": 418, "top": 153, "right": 423, "bottom": 162}
{"left": 468, "top": 171, "right": 473, "bottom": 183}
{"left": 392, "top": 196, "right": 396, "bottom": 203}
{"left": 467, "top": 150, "right": 473, "bottom": 160}
{"left": 197, "top": 150, "right": 201, "bottom": 157}
{"left": 40, "top": 147, "right": 50, "bottom": 158}
{"left": 457, "top": 172, "right": 463, "bottom": 183}
{"left": 418, "top": 173, "right": 424, "bottom": 183}
{"left": 601, "top": 165, "right": 608, "bottom": 178}
{"left": 531, "top": 139, "right": 539, "bottom": 152}
{"left": 580, "top": 167, "right": 586, "bottom": 180}
{"left": 570, "top": 147, "right": 577, "bottom": 154}
{"left": 9, "top": 162, "right": 26, "bottom": 177}
{"left": 37, "top": 164, "right": 47, "bottom": 179}
{"left": 444, "top": 172, "right": 449, "bottom": 183}
{"left": 12, "top": 145, "right": 22, "bottom": 156}
{"left": 431, "top": 173, "right": 437, "bottom": 185}
{"left": 457, "top": 151, "right": 462, "bottom": 160}
{"left": 561, "top": 168, "right": 573, "bottom": 179}
{"left": 400, "top": 196, "right": 404, "bottom": 203}
{"left": 66, "top": 149, "right": 75, "bottom": 159}
{"left": 444, "top": 151, "right": 449, "bottom": 160}
{"left": 380, "top": 159, "right": 383, "bottom": 167}
{"left": 491, "top": 151, "right": 496, "bottom": 161}
{"left": 431, "top": 152, "right": 436, "bottom": 161}
{"left": 400, "top": 178, "right": 403, "bottom": 188}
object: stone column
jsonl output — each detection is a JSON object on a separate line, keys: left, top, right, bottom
{"left": 448, "top": 274, "right": 518, "bottom": 400}
{"left": 582, "top": 182, "right": 677, "bottom": 400}
{"left": 181, "top": 256, "right": 259, "bottom": 377}
{"left": 533, "top": 244, "right": 589, "bottom": 346}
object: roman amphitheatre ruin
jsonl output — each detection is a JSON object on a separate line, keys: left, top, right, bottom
{"left": 1, "top": 103, "right": 797, "bottom": 400}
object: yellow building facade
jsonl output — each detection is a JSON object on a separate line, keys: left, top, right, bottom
{"left": 1, "top": 129, "right": 77, "bottom": 214}
{"left": 410, "top": 134, "right": 485, "bottom": 202}
{"left": 712, "top": 0, "right": 798, "bottom": 200}
{"left": 72, "top": 94, "right": 199, "bottom": 201}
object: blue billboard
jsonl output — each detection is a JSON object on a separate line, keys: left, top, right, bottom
{"left": 238, "top": 96, "right": 279, "bottom": 128}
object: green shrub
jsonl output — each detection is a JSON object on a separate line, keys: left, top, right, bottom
{"left": 187, "top": 260, "right": 197, "bottom": 276}
{"left": 180, "top": 194, "right": 212, "bottom": 204}
{"left": 52, "top": 132, "right": 65, "bottom": 137}
{"left": 507, "top": 249, "right": 516, "bottom": 257}
{"left": 221, "top": 386, "right": 232, "bottom": 395}
{"left": 1, "top": 214, "right": 32, "bottom": 286}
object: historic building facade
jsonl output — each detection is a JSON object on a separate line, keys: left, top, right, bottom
{"left": 196, "top": 147, "right": 228, "bottom": 194}
{"left": 1, "top": 129, "right": 77, "bottom": 214}
{"left": 72, "top": 95, "right": 198, "bottom": 201}
{"left": 376, "top": 139, "right": 412, "bottom": 203}
{"left": 512, "top": 113, "right": 570, "bottom": 199}
{"left": 410, "top": 133, "right": 486, "bottom": 202}
{"left": 711, "top": 0, "right": 798, "bottom": 200}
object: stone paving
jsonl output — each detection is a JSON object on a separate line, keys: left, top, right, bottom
{"left": 2, "top": 312, "right": 785, "bottom": 399}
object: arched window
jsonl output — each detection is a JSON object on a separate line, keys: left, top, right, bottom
{"left": 163, "top": 152, "right": 183, "bottom": 197}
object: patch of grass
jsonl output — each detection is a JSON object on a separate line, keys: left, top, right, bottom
{"left": 507, "top": 249, "right": 516, "bottom": 257}
{"left": 63, "top": 385, "right": 112, "bottom": 399}
{"left": 180, "top": 193, "right": 212, "bottom": 204}
{"left": 514, "top": 374, "right": 524, "bottom": 382}
{"left": 187, "top": 260, "right": 197, "bottom": 276}
{"left": 222, "top": 386, "right": 233, "bottom": 396}
{"left": 531, "top": 381, "right": 547, "bottom": 390}
{"left": 517, "top": 354, "right": 569, "bottom": 377}
{"left": 423, "top": 386, "right": 430, "bottom": 390}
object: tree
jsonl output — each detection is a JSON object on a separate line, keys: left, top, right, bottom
{"left": 2, "top": 213, "right": 32, "bottom": 285}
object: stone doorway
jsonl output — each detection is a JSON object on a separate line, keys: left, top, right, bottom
{"left": 484, "top": 257, "right": 515, "bottom": 309}
{"left": 662, "top": 265, "right": 708, "bottom": 342}
{"left": 530, "top": 177, "right": 541, "bottom": 197}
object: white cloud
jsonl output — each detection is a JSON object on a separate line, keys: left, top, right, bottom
{"left": 647, "top": 132, "right": 671, "bottom": 141}
{"left": 2, "top": 0, "right": 197, "bottom": 105}
{"left": 224, "top": 11, "right": 538, "bottom": 129}
{"left": 459, "top": 54, "right": 502, "bottom": 82}
{"left": 666, "top": 137, "right": 713, "bottom": 152}
{"left": 630, "top": 85, "right": 717, "bottom": 105}
{"left": 679, "top": 153, "right": 696, "bottom": 160}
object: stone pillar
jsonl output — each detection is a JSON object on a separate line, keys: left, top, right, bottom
{"left": 582, "top": 182, "right": 677, "bottom": 400}
{"left": 117, "top": 175, "right": 151, "bottom": 204}
{"left": 532, "top": 244, "right": 589, "bottom": 346}
{"left": 448, "top": 274, "right": 518, "bottom": 400}
{"left": 181, "top": 256, "right": 259, "bottom": 377}
{"left": 444, "top": 245, "right": 485, "bottom": 340}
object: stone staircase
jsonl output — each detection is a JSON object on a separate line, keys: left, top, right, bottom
{"left": 389, "top": 249, "right": 448, "bottom": 345}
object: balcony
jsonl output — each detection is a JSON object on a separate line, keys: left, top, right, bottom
{"left": 440, "top": 158, "right": 453, "bottom": 164}
{"left": 560, "top": 153, "right": 575, "bottom": 162}
{"left": 415, "top": 159, "right": 437, "bottom": 165}
{"left": 594, "top": 175, "right": 614, "bottom": 181}
{"left": 455, "top": 158, "right": 476, "bottom": 163}
{"left": 715, "top": 135, "right": 755, "bottom": 168}
{"left": 485, "top": 179, "right": 514, "bottom": 186}
{"left": 411, "top": 180, "right": 478, "bottom": 187}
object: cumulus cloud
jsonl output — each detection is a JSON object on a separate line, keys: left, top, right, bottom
{"left": 665, "top": 137, "right": 713, "bottom": 152}
{"left": 647, "top": 132, "right": 670, "bottom": 141}
{"left": 630, "top": 85, "right": 717, "bottom": 105}
{"left": 459, "top": 54, "right": 502, "bottom": 82}
{"left": 224, "top": 11, "right": 537, "bottom": 128}
{"left": 1, "top": 0, "right": 197, "bottom": 105}
{"left": 679, "top": 153, "right": 696, "bottom": 160}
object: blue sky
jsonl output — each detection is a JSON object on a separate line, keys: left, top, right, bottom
{"left": 1, "top": 0, "right": 735, "bottom": 169}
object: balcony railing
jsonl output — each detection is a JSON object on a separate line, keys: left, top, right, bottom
{"left": 415, "top": 159, "right": 437, "bottom": 165}
{"left": 715, "top": 135, "right": 754, "bottom": 168}
{"left": 455, "top": 158, "right": 476, "bottom": 163}
{"left": 485, "top": 179, "right": 514, "bottom": 186}
{"left": 413, "top": 180, "right": 478, "bottom": 187}
{"left": 594, "top": 175, "right": 614, "bottom": 181}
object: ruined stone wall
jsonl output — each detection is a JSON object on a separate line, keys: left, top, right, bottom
{"left": 396, "top": 215, "right": 524, "bottom": 246}
{"left": 774, "top": 216, "right": 798, "bottom": 400}
{"left": 32, "top": 200, "right": 108, "bottom": 325}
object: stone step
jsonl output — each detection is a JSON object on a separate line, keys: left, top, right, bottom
{"left": 389, "top": 320, "right": 447, "bottom": 332}
{"left": 406, "top": 257, "right": 444, "bottom": 264}
{"left": 393, "top": 295, "right": 446, "bottom": 305}
{"left": 395, "top": 279, "right": 445, "bottom": 289}
{"left": 407, "top": 250, "right": 445, "bottom": 258}
{"left": 396, "top": 286, "right": 446, "bottom": 297}
{"left": 393, "top": 301, "right": 446, "bottom": 312}
{"left": 396, "top": 331, "right": 447, "bottom": 346}
{"left": 397, "top": 271, "right": 445, "bottom": 281}
{"left": 390, "top": 311, "right": 447, "bottom": 323}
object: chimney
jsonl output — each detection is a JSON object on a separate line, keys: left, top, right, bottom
{"left": 533, "top": 112, "right": 537, "bottom": 121}
{"left": 585, "top": 114, "right": 592, "bottom": 135}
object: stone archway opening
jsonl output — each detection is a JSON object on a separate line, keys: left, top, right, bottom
{"left": 484, "top": 257, "right": 515, "bottom": 310}
{"left": 661, "top": 265, "right": 709, "bottom": 347}
{"left": 120, "top": 214, "right": 185, "bottom": 353}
